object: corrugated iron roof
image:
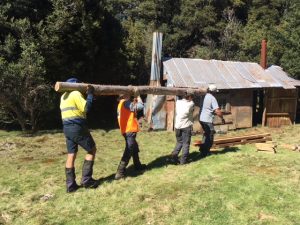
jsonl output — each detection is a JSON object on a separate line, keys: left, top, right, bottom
{"left": 266, "top": 66, "right": 300, "bottom": 89}
{"left": 163, "top": 58, "right": 300, "bottom": 90}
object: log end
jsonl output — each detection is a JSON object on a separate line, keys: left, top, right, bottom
{"left": 54, "top": 82, "right": 61, "bottom": 92}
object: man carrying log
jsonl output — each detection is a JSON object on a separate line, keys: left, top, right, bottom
{"left": 60, "top": 78, "right": 98, "bottom": 192}
{"left": 115, "top": 94, "right": 147, "bottom": 180}
{"left": 199, "top": 84, "right": 225, "bottom": 158}
{"left": 170, "top": 91, "right": 195, "bottom": 165}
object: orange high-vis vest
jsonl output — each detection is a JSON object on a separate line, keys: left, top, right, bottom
{"left": 117, "top": 99, "right": 139, "bottom": 134}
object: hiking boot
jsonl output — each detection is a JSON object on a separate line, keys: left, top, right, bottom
{"left": 65, "top": 168, "right": 80, "bottom": 193}
{"left": 68, "top": 183, "right": 80, "bottom": 192}
{"left": 179, "top": 160, "right": 189, "bottom": 165}
{"left": 170, "top": 153, "right": 180, "bottom": 164}
{"left": 115, "top": 172, "right": 125, "bottom": 180}
{"left": 81, "top": 160, "right": 98, "bottom": 188}
{"left": 115, "top": 161, "right": 127, "bottom": 180}
{"left": 81, "top": 178, "right": 98, "bottom": 188}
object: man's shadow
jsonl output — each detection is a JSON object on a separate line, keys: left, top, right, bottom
{"left": 93, "top": 146, "right": 239, "bottom": 187}
{"left": 93, "top": 166, "right": 148, "bottom": 187}
{"left": 93, "top": 165, "right": 149, "bottom": 187}
{"left": 146, "top": 146, "right": 240, "bottom": 170}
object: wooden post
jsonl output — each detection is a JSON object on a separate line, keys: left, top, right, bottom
{"left": 262, "top": 89, "right": 267, "bottom": 127}
{"left": 147, "top": 32, "right": 163, "bottom": 129}
{"left": 293, "top": 88, "right": 298, "bottom": 125}
{"left": 150, "top": 32, "right": 163, "bottom": 86}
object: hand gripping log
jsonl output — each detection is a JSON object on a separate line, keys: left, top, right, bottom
{"left": 54, "top": 82, "right": 207, "bottom": 96}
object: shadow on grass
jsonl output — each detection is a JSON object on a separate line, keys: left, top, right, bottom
{"left": 147, "top": 146, "right": 240, "bottom": 170}
{"left": 211, "top": 147, "right": 240, "bottom": 155}
{"left": 94, "top": 166, "right": 147, "bottom": 186}
{"left": 93, "top": 147, "right": 240, "bottom": 186}
{"left": 95, "top": 174, "right": 116, "bottom": 186}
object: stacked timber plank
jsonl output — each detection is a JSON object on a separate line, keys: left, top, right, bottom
{"left": 255, "top": 142, "right": 277, "bottom": 153}
{"left": 280, "top": 144, "right": 300, "bottom": 152}
{"left": 193, "top": 133, "right": 272, "bottom": 149}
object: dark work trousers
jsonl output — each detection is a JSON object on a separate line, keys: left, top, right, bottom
{"left": 121, "top": 132, "right": 141, "bottom": 166}
{"left": 200, "top": 121, "right": 215, "bottom": 157}
{"left": 172, "top": 126, "right": 192, "bottom": 164}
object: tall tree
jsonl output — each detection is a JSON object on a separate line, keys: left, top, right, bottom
{"left": 239, "top": 0, "right": 286, "bottom": 62}
{"left": 0, "top": 15, "right": 52, "bottom": 131}
{"left": 277, "top": 1, "right": 300, "bottom": 79}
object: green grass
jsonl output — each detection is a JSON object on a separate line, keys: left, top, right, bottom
{"left": 0, "top": 125, "right": 300, "bottom": 225}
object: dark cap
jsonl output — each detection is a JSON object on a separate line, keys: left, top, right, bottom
{"left": 66, "top": 78, "right": 81, "bottom": 83}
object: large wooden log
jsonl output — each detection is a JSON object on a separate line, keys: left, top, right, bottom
{"left": 54, "top": 82, "right": 207, "bottom": 96}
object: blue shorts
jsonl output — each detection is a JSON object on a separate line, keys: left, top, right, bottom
{"left": 63, "top": 124, "right": 96, "bottom": 153}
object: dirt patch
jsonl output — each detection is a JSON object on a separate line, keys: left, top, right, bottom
{"left": 250, "top": 165, "right": 278, "bottom": 176}
{"left": 42, "top": 158, "right": 57, "bottom": 164}
{"left": 35, "top": 136, "right": 49, "bottom": 143}
{"left": 258, "top": 212, "right": 277, "bottom": 221}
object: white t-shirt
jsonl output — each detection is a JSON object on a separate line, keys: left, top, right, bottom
{"left": 175, "top": 99, "right": 195, "bottom": 129}
{"left": 200, "top": 93, "right": 219, "bottom": 123}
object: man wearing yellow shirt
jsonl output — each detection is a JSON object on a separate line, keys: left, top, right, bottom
{"left": 60, "top": 78, "right": 98, "bottom": 192}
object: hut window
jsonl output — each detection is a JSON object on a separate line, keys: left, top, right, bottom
{"left": 217, "top": 97, "right": 231, "bottom": 113}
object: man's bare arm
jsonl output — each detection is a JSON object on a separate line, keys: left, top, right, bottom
{"left": 214, "top": 108, "right": 225, "bottom": 124}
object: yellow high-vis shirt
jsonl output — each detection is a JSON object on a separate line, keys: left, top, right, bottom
{"left": 60, "top": 91, "right": 87, "bottom": 121}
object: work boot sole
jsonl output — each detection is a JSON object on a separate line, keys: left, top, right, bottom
{"left": 81, "top": 179, "right": 99, "bottom": 189}
{"left": 67, "top": 184, "right": 80, "bottom": 193}
{"left": 115, "top": 173, "right": 125, "bottom": 180}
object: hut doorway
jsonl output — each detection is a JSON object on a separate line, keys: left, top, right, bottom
{"left": 252, "top": 90, "right": 264, "bottom": 126}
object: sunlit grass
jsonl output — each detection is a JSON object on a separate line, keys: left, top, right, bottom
{"left": 0, "top": 125, "right": 300, "bottom": 224}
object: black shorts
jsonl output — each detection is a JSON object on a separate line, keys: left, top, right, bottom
{"left": 63, "top": 124, "right": 96, "bottom": 153}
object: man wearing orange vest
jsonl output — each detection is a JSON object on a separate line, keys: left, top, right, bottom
{"left": 115, "top": 94, "right": 146, "bottom": 180}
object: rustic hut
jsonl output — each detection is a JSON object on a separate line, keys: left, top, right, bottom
{"left": 145, "top": 38, "right": 300, "bottom": 131}
{"left": 160, "top": 58, "right": 300, "bottom": 132}
{"left": 145, "top": 45, "right": 300, "bottom": 132}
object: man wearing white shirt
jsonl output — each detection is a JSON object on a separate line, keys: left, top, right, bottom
{"left": 171, "top": 91, "right": 195, "bottom": 165}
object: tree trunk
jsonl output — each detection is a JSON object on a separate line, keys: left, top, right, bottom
{"left": 30, "top": 109, "right": 38, "bottom": 133}
{"left": 55, "top": 82, "right": 207, "bottom": 96}
{"left": 10, "top": 106, "right": 27, "bottom": 131}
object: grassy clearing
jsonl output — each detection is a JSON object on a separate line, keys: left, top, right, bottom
{"left": 0, "top": 125, "right": 300, "bottom": 225}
